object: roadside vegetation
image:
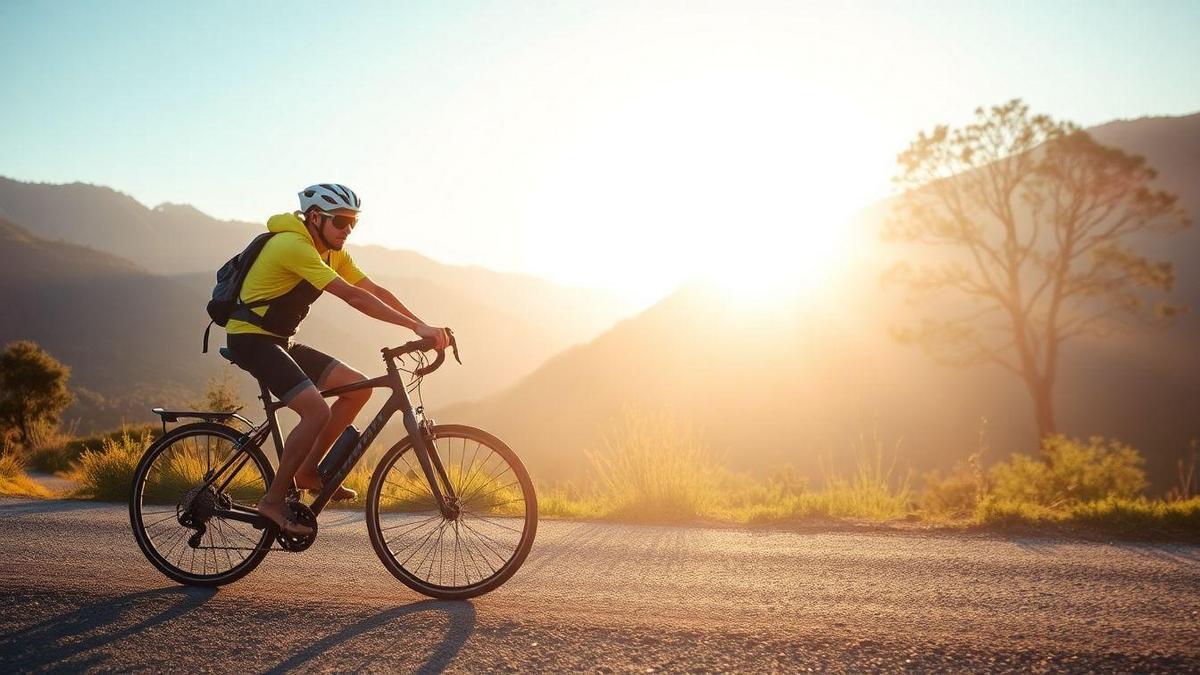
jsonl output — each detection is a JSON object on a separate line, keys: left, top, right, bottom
{"left": 3, "top": 339, "right": 1196, "bottom": 540}
{"left": 537, "top": 410, "right": 1200, "bottom": 540}
{"left": 7, "top": 404, "right": 1199, "bottom": 540}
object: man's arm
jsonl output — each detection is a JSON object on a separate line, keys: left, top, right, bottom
{"left": 325, "top": 277, "right": 452, "bottom": 350}
{"left": 354, "top": 277, "right": 424, "bottom": 324}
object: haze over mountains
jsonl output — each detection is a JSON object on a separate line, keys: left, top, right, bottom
{"left": 0, "top": 178, "right": 635, "bottom": 429}
{"left": 442, "top": 112, "right": 1200, "bottom": 487}
{"left": 1, "top": 111, "right": 1196, "bottom": 488}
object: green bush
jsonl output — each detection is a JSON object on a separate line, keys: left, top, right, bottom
{"left": 990, "top": 435, "right": 1146, "bottom": 506}
{"left": 977, "top": 496, "right": 1200, "bottom": 538}
{"left": 71, "top": 429, "right": 153, "bottom": 501}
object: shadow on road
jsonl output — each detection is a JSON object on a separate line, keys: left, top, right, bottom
{"left": 265, "top": 599, "right": 476, "bottom": 674}
{"left": 0, "top": 585, "right": 216, "bottom": 671}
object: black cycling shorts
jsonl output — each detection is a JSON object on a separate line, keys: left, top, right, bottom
{"left": 226, "top": 333, "right": 341, "bottom": 403}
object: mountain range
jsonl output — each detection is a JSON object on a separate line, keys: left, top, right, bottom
{"left": 1, "top": 111, "right": 1196, "bottom": 489}
{"left": 0, "top": 179, "right": 635, "bottom": 430}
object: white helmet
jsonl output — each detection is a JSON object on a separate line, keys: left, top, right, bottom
{"left": 298, "top": 183, "right": 361, "bottom": 213}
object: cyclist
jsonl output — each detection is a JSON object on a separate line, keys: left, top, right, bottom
{"left": 225, "top": 183, "right": 449, "bottom": 536}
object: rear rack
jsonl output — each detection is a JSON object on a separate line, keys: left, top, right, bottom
{"left": 151, "top": 407, "right": 254, "bottom": 434}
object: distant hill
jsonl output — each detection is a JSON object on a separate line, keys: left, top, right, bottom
{"left": 0, "top": 178, "right": 638, "bottom": 429}
{"left": 0, "top": 176, "right": 632, "bottom": 341}
{"left": 0, "top": 179, "right": 258, "bottom": 274}
{"left": 443, "top": 113, "right": 1200, "bottom": 489}
{"left": 0, "top": 216, "right": 225, "bottom": 428}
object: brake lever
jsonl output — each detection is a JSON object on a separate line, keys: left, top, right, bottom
{"left": 448, "top": 329, "right": 462, "bottom": 364}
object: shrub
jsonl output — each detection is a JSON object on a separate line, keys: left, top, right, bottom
{"left": 193, "top": 367, "right": 244, "bottom": 413}
{"left": 0, "top": 449, "right": 52, "bottom": 498}
{"left": 977, "top": 496, "right": 1200, "bottom": 539}
{"left": 21, "top": 418, "right": 76, "bottom": 473}
{"left": 29, "top": 424, "right": 161, "bottom": 474}
{"left": 920, "top": 455, "right": 984, "bottom": 519}
{"left": 585, "top": 407, "right": 719, "bottom": 522}
{"left": 71, "top": 428, "right": 154, "bottom": 501}
{"left": 990, "top": 435, "right": 1146, "bottom": 507}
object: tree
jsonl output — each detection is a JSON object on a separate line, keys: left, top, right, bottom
{"left": 0, "top": 341, "right": 74, "bottom": 445}
{"left": 884, "top": 100, "right": 1189, "bottom": 439}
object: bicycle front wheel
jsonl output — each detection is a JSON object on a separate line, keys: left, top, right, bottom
{"left": 366, "top": 424, "right": 537, "bottom": 600}
{"left": 129, "top": 422, "right": 275, "bottom": 587}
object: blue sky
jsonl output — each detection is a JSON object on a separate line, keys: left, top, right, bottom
{"left": 2, "top": 0, "right": 1198, "bottom": 300}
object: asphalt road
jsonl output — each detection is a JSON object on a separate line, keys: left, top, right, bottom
{"left": 1, "top": 498, "right": 1198, "bottom": 673}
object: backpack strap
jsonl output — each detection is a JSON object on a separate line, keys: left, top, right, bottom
{"left": 203, "top": 298, "right": 272, "bottom": 353}
{"left": 228, "top": 298, "right": 273, "bottom": 325}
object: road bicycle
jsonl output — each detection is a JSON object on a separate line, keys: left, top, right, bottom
{"left": 128, "top": 332, "right": 537, "bottom": 600}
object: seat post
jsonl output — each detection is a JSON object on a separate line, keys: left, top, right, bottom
{"left": 258, "top": 380, "right": 287, "bottom": 466}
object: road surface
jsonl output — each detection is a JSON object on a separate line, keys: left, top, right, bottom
{"left": 1, "top": 498, "right": 1198, "bottom": 672}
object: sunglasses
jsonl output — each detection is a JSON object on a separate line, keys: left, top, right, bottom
{"left": 323, "top": 213, "right": 357, "bottom": 231}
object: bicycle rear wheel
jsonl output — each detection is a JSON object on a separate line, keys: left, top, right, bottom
{"left": 129, "top": 422, "right": 274, "bottom": 586}
{"left": 366, "top": 424, "right": 537, "bottom": 600}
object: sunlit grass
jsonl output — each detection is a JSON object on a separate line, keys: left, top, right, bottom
{"left": 70, "top": 429, "right": 152, "bottom": 501}
{"left": 543, "top": 414, "right": 912, "bottom": 524}
{"left": 31, "top": 415, "right": 1200, "bottom": 541}
{"left": 976, "top": 496, "right": 1200, "bottom": 537}
{"left": 585, "top": 408, "right": 719, "bottom": 523}
{"left": 0, "top": 451, "right": 54, "bottom": 498}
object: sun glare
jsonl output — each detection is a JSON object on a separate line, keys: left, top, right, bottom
{"left": 524, "top": 72, "right": 879, "bottom": 306}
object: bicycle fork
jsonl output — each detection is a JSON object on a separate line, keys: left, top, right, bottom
{"left": 403, "top": 411, "right": 459, "bottom": 520}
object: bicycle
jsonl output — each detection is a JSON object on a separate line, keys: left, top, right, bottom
{"left": 128, "top": 332, "right": 537, "bottom": 600}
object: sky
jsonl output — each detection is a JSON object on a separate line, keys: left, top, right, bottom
{"left": 2, "top": 0, "right": 1199, "bottom": 304}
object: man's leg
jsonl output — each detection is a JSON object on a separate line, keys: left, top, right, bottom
{"left": 294, "top": 363, "right": 371, "bottom": 494}
{"left": 257, "top": 387, "right": 330, "bottom": 534}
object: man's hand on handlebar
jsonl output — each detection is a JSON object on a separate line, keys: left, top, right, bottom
{"left": 415, "top": 323, "right": 451, "bottom": 351}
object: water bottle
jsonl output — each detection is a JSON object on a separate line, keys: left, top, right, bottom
{"left": 318, "top": 425, "right": 360, "bottom": 480}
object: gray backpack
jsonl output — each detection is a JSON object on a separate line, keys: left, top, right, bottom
{"left": 202, "top": 232, "right": 276, "bottom": 353}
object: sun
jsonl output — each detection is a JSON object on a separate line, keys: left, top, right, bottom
{"left": 694, "top": 208, "right": 854, "bottom": 302}
{"left": 523, "top": 73, "right": 879, "bottom": 305}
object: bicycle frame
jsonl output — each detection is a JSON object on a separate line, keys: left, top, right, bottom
{"left": 198, "top": 353, "right": 458, "bottom": 528}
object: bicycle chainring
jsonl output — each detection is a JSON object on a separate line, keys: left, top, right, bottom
{"left": 275, "top": 502, "right": 318, "bottom": 552}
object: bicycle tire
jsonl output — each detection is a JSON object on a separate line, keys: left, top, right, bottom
{"left": 129, "top": 422, "right": 275, "bottom": 587}
{"left": 366, "top": 424, "right": 537, "bottom": 600}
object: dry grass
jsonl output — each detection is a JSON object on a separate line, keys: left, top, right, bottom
{"left": 31, "top": 414, "right": 1200, "bottom": 541}
{"left": 0, "top": 451, "right": 54, "bottom": 498}
{"left": 70, "top": 429, "right": 153, "bottom": 501}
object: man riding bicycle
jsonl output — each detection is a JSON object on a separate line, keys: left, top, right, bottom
{"left": 224, "top": 183, "right": 449, "bottom": 536}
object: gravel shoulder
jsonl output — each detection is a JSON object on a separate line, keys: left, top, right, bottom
{"left": 1, "top": 499, "right": 1198, "bottom": 672}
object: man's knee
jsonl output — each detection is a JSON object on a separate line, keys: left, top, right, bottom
{"left": 288, "top": 387, "right": 331, "bottom": 427}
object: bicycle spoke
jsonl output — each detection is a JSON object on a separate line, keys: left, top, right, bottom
{"left": 463, "top": 511, "right": 524, "bottom": 535}
{"left": 403, "top": 519, "right": 450, "bottom": 571}
{"left": 461, "top": 479, "right": 521, "bottom": 510}
{"left": 458, "top": 520, "right": 505, "bottom": 571}
{"left": 385, "top": 515, "right": 443, "bottom": 548}
{"left": 394, "top": 518, "right": 447, "bottom": 564}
